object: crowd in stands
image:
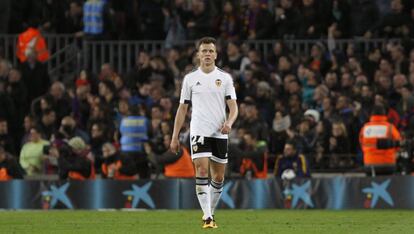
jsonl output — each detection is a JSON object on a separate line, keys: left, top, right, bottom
{"left": 0, "top": 0, "right": 414, "bottom": 180}
{"left": 0, "top": 0, "right": 413, "bottom": 42}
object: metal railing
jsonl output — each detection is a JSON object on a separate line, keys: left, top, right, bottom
{"left": 0, "top": 34, "right": 79, "bottom": 79}
{"left": 0, "top": 34, "right": 404, "bottom": 78}
{"left": 82, "top": 38, "right": 403, "bottom": 75}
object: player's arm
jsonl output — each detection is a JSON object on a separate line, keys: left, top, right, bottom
{"left": 221, "top": 99, "right": 238, "bottom": 134}
{"left": 170, "top": 103, "right": 188, "bottom": 153}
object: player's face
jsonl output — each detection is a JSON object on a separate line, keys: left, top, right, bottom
{"left": 198, "top": 43, "right": 217, "bottom": 66}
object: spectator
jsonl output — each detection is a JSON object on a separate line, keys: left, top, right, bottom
{"left": 56, "top": 137, "right": 94, "bottom": 180}
{"left": 274, "top": 140, "right": 310, "bottom": 178}
{"left": 145, "top": 134, "right": 194, "bottom": 178}
{"left": 101, "top": 142, "right": 138, "bottom": 179}
{"left": 328, "top": 121, "right": 352, "bottom": 168}
{"left": 184, "top": 0, "right": 212, "bottom": 40}
{"left": 0, "top": 145, "right": 23, "bottom": 180}
{"left": 19, "top": 127, "right": 49, "bottom": 176}
{"left": 215, "top": 1, "right": 241, "bottom": 41}
{"left": 273, "top": 0, "right": 300, "bottom": 39}
{"left": 119, "top": 106, "right": 150, "bottom": 178}
{"left": 0, "top": 118, "right": 16, "bottom": 156}
{"left": 241, "top": 0, "right": 273, "bottom": 39}
{"left": 231, "top": 130, "right": 268, "bottom": 179}
{"left": 19, "top": 50, "right": 50, "bottom": 105}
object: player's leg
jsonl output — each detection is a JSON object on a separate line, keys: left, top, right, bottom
{"left": 194, "top": 157, "right": 212, "bottom": 222}
{"left": 209, "top": 138, "right": 228, "bottom": 227}
{"left": 209, "top": 160, "right": 226, "bottom": 216}
{"left": 190, "top": 135, "right": 214, "bottom": 228}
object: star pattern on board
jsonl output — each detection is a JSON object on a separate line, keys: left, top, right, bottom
{"left": 284, "top": 181, "right": 314, "bottom": 208}
{"left": 42, "top": 182, "right": 73, "bottom": 209}
{"left": 362, "top": 179, "right": 394, "bottom": 208}
{"left": 122, "top": 182, "right": 155, "bottom": 209}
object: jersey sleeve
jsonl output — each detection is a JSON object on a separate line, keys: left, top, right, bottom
{"left": 179, "top": 76, "right": 191, "bottom": 104}
{"left": 225, "top": 75, "right": 237, "bottom": 100}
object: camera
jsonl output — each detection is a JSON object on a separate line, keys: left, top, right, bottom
{"left": 377, "top": 138, "right": 413, "bottom": 175}
{"left": 376, "top": 139, "right": 413, "bottom": 150}
{"left": 43, "top": 145, "right": 51, "bottom": 155}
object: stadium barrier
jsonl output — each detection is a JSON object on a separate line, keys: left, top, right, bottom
{"left": 0, "top": 176, "right": 412, "bottom": 210}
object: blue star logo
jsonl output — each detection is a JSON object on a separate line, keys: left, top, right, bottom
{"left": 284, "top": 181, "right": 314, "bottom": 208}
{"left": 362, "top": 179, "right": 394, "bottom": 208}
{"left": 123, "top": 182, "right": 155, "bottom": 209}
{"left": 220, "top": 181, "right": 235, "bottom": 208}
{"left": 42, "top": 182, "right": 73, "bottom": 209}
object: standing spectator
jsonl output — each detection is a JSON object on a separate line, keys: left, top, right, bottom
{"left": 7, "top": 69, "right": 28, "bottom": 127}
{"left": 119, "top": 106, "right": 150, "bottom": 178}
{"left": 297, "top": 0, "right": 326, "bottom": 39}
{"left": 241, "top": 0, "right": 273, "bottom": 39}
{"left": 185, "top": 0, "right": 212, "bottom": 40}
{"left": 215, "top": 1, "right": 241, "bottom": 41}
{"left": 138, "top": 0, "right": 165, "bottom": 40}
{"left": 0, "top": 118, "right": 16, "bottom": 156}
{"left": 57, "top": 0, "right": 84, "bottom": 34}
{"left": 0, "top": 0, "right": 11, "bottom": 33}
{"left": 0, "top": 145, "right": 23, "bottom": 180}
{"left": 19, "top": 127, "right": 49, "bottom": 176}
{"left": 349, "top": 0, "right": 379, "bottom": 36}
{"left": 37, "top": 109, "right": 57, "bottom": 141}
{"left": 82, "top": 0, "right": 113, "bottom": 40}
{"left": 273, "top": 0, "right": 300, "bottom": 39}
{"left": 19, "top": 50, "right": 50, "bottom": 105}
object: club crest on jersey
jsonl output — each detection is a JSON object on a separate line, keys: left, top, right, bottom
{"left": 192, "top": 145, "right": 198, "bottom": 152}
{"left": 215, "top": 79, "right": 222, "bottom": 87}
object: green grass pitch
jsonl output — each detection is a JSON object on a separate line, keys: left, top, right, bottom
{"left": 0, "top": 210, "right": 413, "bottom": 234}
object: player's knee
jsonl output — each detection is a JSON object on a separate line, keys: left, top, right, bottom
{"left": 195, "top": 165, "right": 209, "bottom": 177}
{"left": 212, "top": 174, "right": 224, "bottom": 183}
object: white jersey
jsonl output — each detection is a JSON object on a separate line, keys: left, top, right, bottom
{"left": 180, "top": 66, "right": 237, "bottom": 139}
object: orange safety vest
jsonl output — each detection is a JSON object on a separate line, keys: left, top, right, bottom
{"left": 359, "top": 115, "right": 401, "bottom": 166}
{"left": 68, "top": 159, "right": 96, "bottom": 180}
{"left": 240, "top": 153, "right": 268, "bottom": 179}
{"left": 0, "top": 168, "right": 12, "bottom": 181}
{"left": 16, "top": 27, "right": 50, "bottom": 63}
{"left": 164, "top": 147, "right": 195, "bottom": 178}
{"left": 101, "top": 161, "right": 138, "bottom": 180}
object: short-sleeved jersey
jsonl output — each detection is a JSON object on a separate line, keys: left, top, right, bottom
{"left": 180, "top": 66, "right": 237, "bottom": 139}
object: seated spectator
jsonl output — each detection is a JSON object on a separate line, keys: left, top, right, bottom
{"left": 0, "top": 145, "right": 23, "bottom": 180}
{"left": 19, "top": 127, "right": 49, "bottom": 176}
{"left": 274, "top": 140, "right": 310, "bottom": 179}
{"left": 101, "top": 142, "right": 138, "bottom": 180}
{"left": 145, "top": 134, "right": 194, "bottom": 178}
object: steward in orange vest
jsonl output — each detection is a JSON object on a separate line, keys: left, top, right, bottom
{"left": 359, "top": 105, "right": 401, "bottom": 166}
{"left": 101, "top": 143, "right": 138, "bottom": 180}
{"left": 146, "top": 135, "right": 195, "bottom": 178}
{"left": 0, "top": 146, "right": 23, "bottom": 180}
{"left": 16, "top": 27, "right": 50, "bottom": 63}
{"left": 230, "top": 130, "right": 268, "bottom": 179}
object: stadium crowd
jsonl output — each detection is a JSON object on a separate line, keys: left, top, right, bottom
{"left": 0, "top": 0, "right": 414, "bottom": 179}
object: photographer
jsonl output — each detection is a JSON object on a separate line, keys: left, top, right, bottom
{"left": 51, "top": 137, "right": 94, "bottom": 180}
{"left": 359, "top": 105, "right": 401, "bottom": 176}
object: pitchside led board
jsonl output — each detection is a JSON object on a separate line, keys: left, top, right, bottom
{"left": 0, "top": 176, "right": 413, "bottom": 210}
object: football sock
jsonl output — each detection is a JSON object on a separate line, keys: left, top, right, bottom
{"left": 210, "top": 179, "right": 224, "bottom": 216}
{"left": 196, "top": 177, "right": 212, "bottom": 220}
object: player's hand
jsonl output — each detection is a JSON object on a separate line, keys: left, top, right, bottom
{"left": 220, "top": 122, "right": 232, "bottom": 134}
{"left": 170, "top": 138, "right": 180, "bottom": 154}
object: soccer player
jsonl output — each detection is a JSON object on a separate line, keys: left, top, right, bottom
{"left": 170, "top": 37, "right": 238, "bottom": 228}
